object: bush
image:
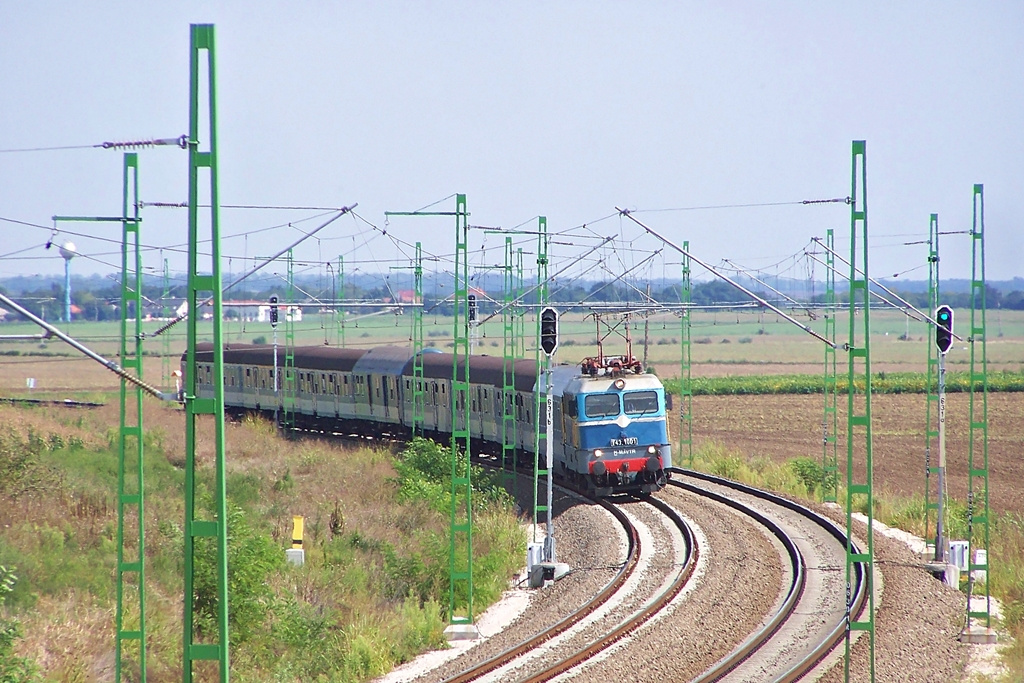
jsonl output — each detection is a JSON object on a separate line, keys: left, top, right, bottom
{"left": 192, "top": 503, "right": 283, "bottom": 645}
{"left": 0, "top": 565, "right": 37, "bottom": 682}
{"left": 789, "top": 457, "right": 832, "bottom": 496}
{"left": 252, "top": 335, "right": 267, "bottom": 345}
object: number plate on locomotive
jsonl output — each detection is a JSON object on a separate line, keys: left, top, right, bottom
{"left": 609, "top": 437, "right": 638, "bottom": 446}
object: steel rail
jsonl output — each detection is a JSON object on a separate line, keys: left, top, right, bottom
{"left": 670, "top": 468, "right": 869, "bottom": 682}
{"left": 518, "top": 494, "right": 697, "bottom": 682}
{"left": 438, "top": 486, "right": 643, "bottom": 683}
{"left": 673, "top": 475, "right": 805, "bottom": 683}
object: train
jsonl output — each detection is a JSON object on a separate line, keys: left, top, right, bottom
{"left": 185, "top": 343, "right": 672, "bottom": 496}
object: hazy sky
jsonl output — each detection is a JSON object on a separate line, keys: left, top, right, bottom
{"left": 2, "top": 2, "right": 1022, "bottom": 292}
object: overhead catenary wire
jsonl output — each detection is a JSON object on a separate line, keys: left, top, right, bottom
{"left": 630, "top": 196, "right": 851, "bottom": 213}
{"left": 617, "top": 207, "right": 838, "bottom": 349}
{"left": 810, "top": 236, "right": 965, "bottom": 339}
{"left": 720, "top": 257, "right": 819, "bottom": 320}
{"left": 150, "top": 205, "right": 356, "bottom": 338}
{"left": 0, "top": 292, "right": 170, "bottom": 400}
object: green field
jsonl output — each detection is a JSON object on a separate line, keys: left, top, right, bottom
{"left": 2, "top": 306, "right": 1020, "bottom": 379}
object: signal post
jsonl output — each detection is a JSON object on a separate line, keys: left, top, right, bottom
{"left": 927, "top": 306, "right": 959, "bottom": 587}
{"left": 530, "top": 307, "right": 570, "bottom": 587}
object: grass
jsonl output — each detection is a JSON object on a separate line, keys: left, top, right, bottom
{"left": 685, "top": 441, "right": 1024, "bottom": 681}
{"left": 663, "top": 369, "right": 1024, "bottom": 396}
{"left": 0, "top": 402, "right": 525, "bottom": 681}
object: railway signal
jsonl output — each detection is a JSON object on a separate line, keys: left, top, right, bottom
{"left": 933, "top": 304, "right": 953, "bottom": 565}
{"left": 540, "top": 306, "right": 559, "bottom": 356}
{"left": 935, "top": 305, "right": 953, "bottom": 354}
{"left": 269, "top": 295, "right": 279, "bottom": 328}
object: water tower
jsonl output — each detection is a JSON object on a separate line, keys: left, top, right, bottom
{"left": 59, "top": 241, "right": 77, "bottom": 322}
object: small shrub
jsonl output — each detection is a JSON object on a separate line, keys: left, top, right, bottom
{"left": 0, "top": 565, "right": 38, "bottom": 681}
{"left": 790, "top": 457, "right": 828, "bottom": 495}
{"left": 252, "top": 335, "right": 267, "bottom": 345}
{"left": 192, "top": 504, "right": 283, "bottom": 645}
{"left": 738, "top": 337, "right": 753, "bottom": 344}
{"left": 694, "top": 337, "right": 712, "bottom": 345}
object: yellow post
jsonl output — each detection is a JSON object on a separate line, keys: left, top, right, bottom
{"left": 291, "top": 516, "right": 304, "bottom": 549}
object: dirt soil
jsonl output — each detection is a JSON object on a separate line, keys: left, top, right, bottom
{"left": 684, "top": 392, "right": 1024, "bottom": 517}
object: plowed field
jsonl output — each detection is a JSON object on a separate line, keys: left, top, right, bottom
{"left": 685, "top": 392, "right": 1024, "bottom": 516}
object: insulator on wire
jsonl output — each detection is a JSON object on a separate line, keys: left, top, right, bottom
{"left": 101, "top": 134, "right": 188, "bottom": 150}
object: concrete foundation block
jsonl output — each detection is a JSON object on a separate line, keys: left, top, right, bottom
{"left": 444, "top": 624, "right": 481, "bottom": 641}
{"left": 960, "top": 626, "right": 998, "bottom": 645}
{"left": 285, "top": 548, "right": 305, "bottom": 567}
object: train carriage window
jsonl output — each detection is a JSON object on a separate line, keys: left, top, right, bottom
{"left": 321, "top": 373, "right": 327, "bottom": 394}
{"left": 624, "top": 391, "right": 659, "bottom": 415}
{"left": 584, "top": 393, "right": 620, "bottom": 418}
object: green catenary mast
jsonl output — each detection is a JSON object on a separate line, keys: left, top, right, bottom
{"left": 924, "top": 214, "right": 941, "bottom": 546}
{"left": 116, "top": 152, "right": 146, "bottom": 682}
{"left": 844, "top": 140, "right": 875, "bottom": 681}
{"left": 502, "top": 236, "right": 517, "bottom": 488}
{"left": 337, "top": 254, "right": 346, "bottom": 349}
{"left": 964, "top": 184, "right": 995, "bottom": 644}
{"left": 412, "top": 243, "right": 425, "bottom": 435}
{"left": 282, "top": 249, "right": 296, "bottom": 431}
{"left": 678, "top": 242, "right": 694, "bottom": 466}
{"left": 532, "top": 217, "right": 550, "bottom": 549}
{"left": 449, "top": 194, "right": 474, "bottom": 626}
{"left": 822, "top": 228, "right": 839, "bottom": 502}
{"left": 161, "top": 257, "right": 173, "bottom": 391}
{"left": 182, "top": 23, "right": 230, "bottom": 681}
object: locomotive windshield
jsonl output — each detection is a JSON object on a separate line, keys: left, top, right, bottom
{"left": 623, "top": 391, "right": 659, "bottom": 415}
{"left": 584, "top": 393, "right": 620, "bottom": 418}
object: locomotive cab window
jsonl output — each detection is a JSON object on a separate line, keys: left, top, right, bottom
{"left": 584, "top": 393, "right": 620, "bottom": 418}
{"left": 563, "top": 394, "right": 578, "bottom": 417}
{"left": 624, "top": 391, "right": 659, "bottom": 415}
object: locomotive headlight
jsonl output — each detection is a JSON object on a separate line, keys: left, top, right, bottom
{"left": 648, "top": 445, "right": 657, "bottom": 454}
{"left": 594, "top": 449, "right": 603, "bottom": 458}
{"left": 613, "top": 378, "right": 626, "bottom": 390}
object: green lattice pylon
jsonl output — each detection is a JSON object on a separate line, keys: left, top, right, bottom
{"left": 412, "top": 243, "right": 425, "bottom": 435}
{"left": 966, "top": 184, "right": 993, "bottom": 636}
{"left": 337, "top": 254, "right": 346, "bottom": 349}
{"left": 501, "top": 236, "right": 517, "bottom": 488}
{"left": 161, "top": 258, "right": 173, "bottom": 390}
{"left": 449, "top": 194, "right": 474, "bottom": 624}
{"left": 532, "top": 217, "right": 550, "bottom": 546}
{"left": 516, "top": 247, "right": 526, "bottom": 357}
{"left": 924, "top": 214, "right": 941, "bottom": 547}
{"left": 678, "top": 242, "right": 694, "bottom": 467}
{"left": 844, "top": 140, "right": 875, "bottom": 682}
{"left": 822, "top": 228, "right": 839, "bottom": 502}
{"left": 116, "top": 152, "right": 146, "bottom": 683}
{"left": 282, "top": 249, "right": 297, "bottom": 431}
{"left": 182, "top": 22, "right": 230, "bottom": 681}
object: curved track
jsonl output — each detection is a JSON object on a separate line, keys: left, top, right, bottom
{"left": 670, "top": 468, "right": 868, "bottom": 682}
{"left": 439, "top": 474, "right": 697, "bottom": 683}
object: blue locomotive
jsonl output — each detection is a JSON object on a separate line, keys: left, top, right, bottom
{"left": 186, "top": 343, "right": 671, "bottom": 496}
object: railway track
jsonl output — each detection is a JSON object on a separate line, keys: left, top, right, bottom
{"left": 432, "top": 466, "right": 866, "bottom": 682}
{"left": 411, "top": 445, "right": 698, "bottom": 682}
{"left": 669, "top": 468, "right": 868, "bottom": 682}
